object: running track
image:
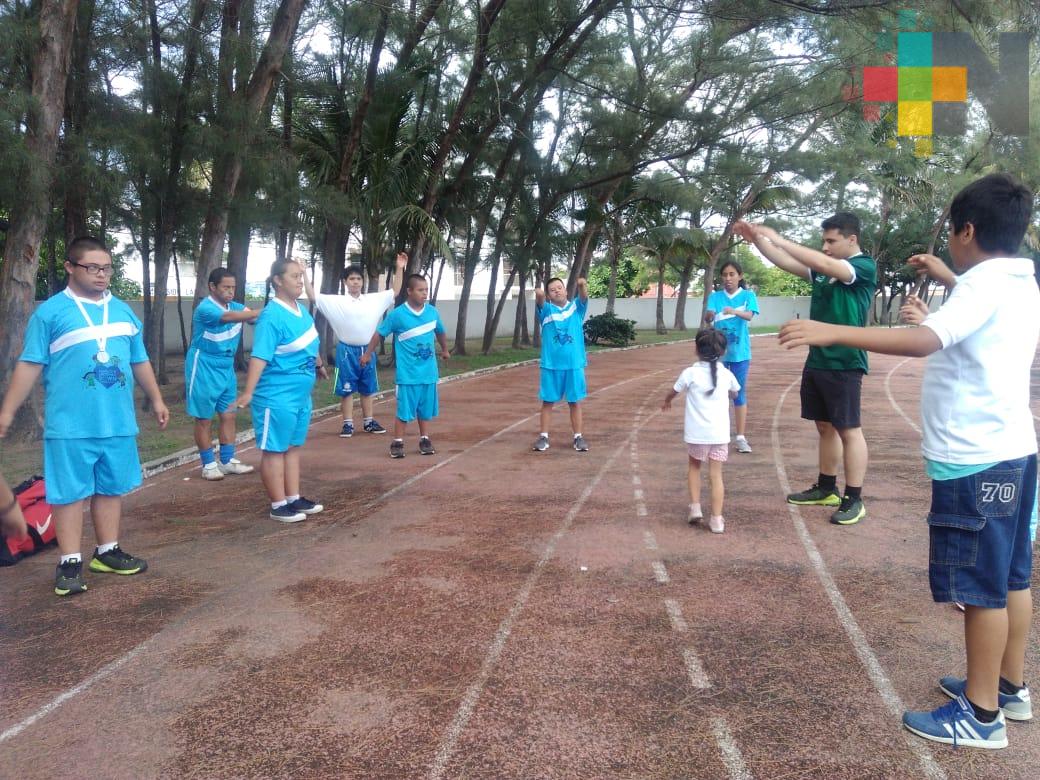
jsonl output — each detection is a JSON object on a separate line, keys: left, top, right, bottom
{"left": 1, "top": 337, "right": 1037, "bottom": 779}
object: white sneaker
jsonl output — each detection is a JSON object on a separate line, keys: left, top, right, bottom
{"left": 218, "top": 458, "right": 254, "bottom": 475}
{"left": 735, "top": 436, "right": 752, "bottom": 454}
{"left": 201, "top": 463, "right": 225, "bottom": 481}
{"left": 709, "top": 515, "right": 725, "bottom": 534}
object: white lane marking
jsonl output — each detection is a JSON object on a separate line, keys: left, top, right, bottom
{"left": 0, "top": 638, "right": 155, "bottom": 742}
{"left": 643, "top": 530, "right": 658, "bottom": 550}
{"left": 427, "top": 406, "right": 662, "bottom": 780}
{"left": 884, "top": 358, "right": 921, "bottom": 435}
{"left": 637, "top": 504, "right": 648, "bottom": 517}
{"left": 711, "top": 718, "right": 754, "bottom": 780}
{"left": 4, "top": 367, "right": 673, "bottom": 744}
{"left": 682, "top": 648, "right": 711, "bottom": 689}
{"left": 634, "top": 488, "right": 645, "bottom": 501}
{"left": 772, "top": 378, "right": 946, "bottom": 780}
{"left": 651, "top": 561, "right": 670, "bottom": 583}
{"left": 632, "top": 475, "right": 642, "bottom": 486}
{"left": 664, "top": 599, "right": 687, "bottom": 632}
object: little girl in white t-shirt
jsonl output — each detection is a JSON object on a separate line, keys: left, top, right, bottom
{"left": 661, "top": 328, "right": 741, "bottom": 533}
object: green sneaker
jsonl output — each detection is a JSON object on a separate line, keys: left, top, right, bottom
{"left": 786, "top": 483, "right": 841, "bottom": 506}
{"left": 830, "top": 496, "right": 866, "bottom": 525}
{"left": 89, "top": 545, "right": 148, "bottom": 575}
{"left": 54, "top": 559, "right": 87, "bottom": 596}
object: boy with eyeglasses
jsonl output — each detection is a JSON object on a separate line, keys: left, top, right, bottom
{"left": 0, "top": 236, "right": 169, "bottom": 596}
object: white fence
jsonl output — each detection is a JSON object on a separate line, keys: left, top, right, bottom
{"left": 107, "top": 296, "right": 813, "bottom": 354}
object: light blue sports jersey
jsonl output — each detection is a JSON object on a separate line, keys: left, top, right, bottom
{"left": 20, "top": 289, "right": 149, "bottom": 439}
{"left": 537, "top": 297, "right": 588, "bottom": 370}
{"left": 251, "top": 297, "right": 319, "bottom": 407}
{"left": 377, "top": 302, "right": 445, "bottom": 385}
{"left": 707, "top": 288, "right": 759, "bottom": 363}
{"left": 190, "top": 296, "right": 246, "bottom": 359}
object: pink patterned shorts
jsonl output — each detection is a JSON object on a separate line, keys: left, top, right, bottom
{"left": 686, "top": 443, "right": 729, "bottom": 462}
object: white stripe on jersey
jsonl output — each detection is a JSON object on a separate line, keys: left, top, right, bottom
{"left": 541, "top": 301, "right": 577, "bottom": 327}
{"left": 274, "top": 325, "right": 318, "bottom": 355}
{"left": 49, "top": 322, "right": 139, "bottom": 354}
{"left": 202, "top": 323, "right": 242, "bottom": 342}
{"left": 398, "top": 320, "right": 437, "bottom": 342}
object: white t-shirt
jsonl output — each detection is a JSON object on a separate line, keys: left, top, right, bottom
{"left": 673, "top": 362, "right": 740, "bottom": 444}
{"left": 315, "top": 290, "right": 395, "bottom": 346}
{"left": 920, "top": 257, "right": 1040, "bottom": 464}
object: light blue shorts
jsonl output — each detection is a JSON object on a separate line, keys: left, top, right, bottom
{"left": 185, "top": 349, "right": 237, "bottom": 419}
{"left": 724, "top": 360, "right": 750, "bottom": 407}
{"left": 539, "top": 368, "right": 587, "bottom": 404}
{"left": 43, "top": 436, "right": 142, "bottom": 505}
{"left": 396, "top": 384, "right": 438, "bottom": 422}
{"left": 253, "top": 401, "right": 313, "bottom": 453}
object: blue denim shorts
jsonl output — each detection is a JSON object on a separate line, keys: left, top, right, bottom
{"left": 927, "top": 455, "right": 1036, "bottom": 608}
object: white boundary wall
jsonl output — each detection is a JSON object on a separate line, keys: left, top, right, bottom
{"left": 67, "top": 296, "right": 813, "bottom": 354}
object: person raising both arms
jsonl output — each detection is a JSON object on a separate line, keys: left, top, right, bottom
{"left": 734, "top": 213, "right": 877, "bottom": 526}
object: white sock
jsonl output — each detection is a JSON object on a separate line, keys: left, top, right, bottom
{"left": 343, "top": 417, "right": 352, "bottom": 423}
{"left": 736, "top": 434, "right": 747, "bottom": 441}
{"left": 573, "top": 432, "right": 582, "bottom": 439}
{"left": 271, "top": 499, "right": 288, "bottom": 510}
{"left": 96, "top": 542, "right": 118, "bottom": 555}
{"left": 60, "top": 553, "right": 82, "bottom": 565}
{"left": 363, "top": 417, "right": 373, "bottom": 424}
{"left": 286, "top": 494, "right": 300, "bottom": 504}
{"left": 420, "top": 435, "right": 430, "bottom": 441}
{"left": 393, "top": 438, "right": 403, "bottom": 443}
{"left": 689, "top": 503, "right": 702, "bottom": 515}
{"left": 540, "top": 432, "right": 549, "bottom": 438}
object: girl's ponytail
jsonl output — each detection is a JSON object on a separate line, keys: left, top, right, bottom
{"left": 695, "top": 327, "right": 729, "bottom": 395}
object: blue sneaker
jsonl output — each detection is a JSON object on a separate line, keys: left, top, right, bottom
{"left": 939, "top": 676, "right": 1032, "bottom": 721}
{"left": 902, "top": 694, "right": 1007, "bottom": 749}
{"left": 340, "top": 420, "right": 354, "bottom": 438}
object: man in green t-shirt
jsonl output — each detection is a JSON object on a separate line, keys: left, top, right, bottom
{"left": 734, "top": 213, "right": 877, "bottom": 525}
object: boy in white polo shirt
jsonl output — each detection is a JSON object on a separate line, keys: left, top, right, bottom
{"left": 312, "top": 252, "right": 406, "bottom": 438}
{"left": 779, "top": 173, "right": 1037, "bottom": 749}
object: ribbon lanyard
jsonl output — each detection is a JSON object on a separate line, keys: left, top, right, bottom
{"left": 69, "top": 290, "right": 111, "bottom": 363}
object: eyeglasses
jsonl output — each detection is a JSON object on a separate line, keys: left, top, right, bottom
{"left": 72, "top": 263, "right": 114, "bottom": 276}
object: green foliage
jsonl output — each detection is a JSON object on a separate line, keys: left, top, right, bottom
{"left": 584, "top": 313, "right": 636, "bottom": 346}
{"left": 586, "top": 252, "right": 649, "bottom": 297}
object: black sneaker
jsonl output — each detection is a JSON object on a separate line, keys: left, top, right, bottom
{"left": 573, "top": 435, "right": 589, "bottom": 452}
{"left": 340, "top": 420, "right": 354, "bottom": 438}
{"left": 270, "top": 504, "right": 306, "bottom": 523}
{"left": 786, "top": 483, "right": 841, "bottom": 506}
{"left": 830, "top": 496, "right": 866, "bottom": 525}
{"left": 364, "top": 419, "right": 386, "bottom": 434}
{"left": 289, "top": 497, "right": 324, "bottom": 515}
{"left": 89, "top": 545, "right": 148, "bottom": 575}
{"left": 54, "top": 559, "right": 87, "bottom": 596}
{"left": 390, "top": 440, "right": 405, "bottom": 459}
{"left": 419, "top": 436, "right": 436, "bottom": 455}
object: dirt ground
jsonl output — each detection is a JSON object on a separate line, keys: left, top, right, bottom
{"left": 1, "top": 337, "right": 1037, "bottom": 779}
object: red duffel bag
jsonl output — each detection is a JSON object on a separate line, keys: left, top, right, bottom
{"left": 0, "top": 476, "right": 56, "bottom": 566}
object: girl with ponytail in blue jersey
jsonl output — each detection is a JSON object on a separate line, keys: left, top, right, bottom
{"left": 236, "top": 259, "right": 328, "bottom": 523}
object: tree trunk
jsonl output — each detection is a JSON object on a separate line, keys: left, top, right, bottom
{"left": 512, "top": 273, "right": 527, "bottom": 348}
{"left": 673, "top": 257, "right": 692, "bottom": 330}
{"left": 194, "top": 0, "right": 307, "bottom": 303}
{"left": 173, "top": 254, "right": 189, "bottom": 354}
{"left": 0, "top": 0, "right": 80, "bottom": 437}
{"left": 655, "top": 263, "right": 667, "bottom": 334}
{"left": 61, "top": 0, "right": 95, "bottom": 246}
{"left": 605, "top": 238, "right": 620, "bottom": 315}
{"left": 483, "top": 265, "right": 518, "bottom": 354}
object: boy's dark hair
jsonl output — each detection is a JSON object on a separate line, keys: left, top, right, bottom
{"left": 719, "top": 260, "right": 747, "bottom": 289}
{"left": 406, "top": 273, "right": 427, "bottom": 291}
{"left": 67, "top": 236, "right": 109, "bottom": 263}
{"left": 208, "top": 267, "right": 235, "bottom": 287}
{"left": 949, "top": 173, "right": 1034, "bottom": 255}
{"left": 695, "top": 327, "right": 729, "bottom": 395}
{"left": 546, "top": 277, "right": 565, "bottom": 288}
{"left": 821, "top": 212, "right": 861, "bottom": 239}
{"left": 342, "top": 264, "right": 364, "bottom": 280}
{"left": 265, "top": 258, "right": 301, "bottom": 303}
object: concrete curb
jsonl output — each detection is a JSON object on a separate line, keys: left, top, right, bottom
{"left": 140, "top": 333, "right": 722, "bottom": 480}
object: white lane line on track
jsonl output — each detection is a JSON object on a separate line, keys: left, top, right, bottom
{"left": 884, "top": 358, "right": 922, "bottom": 435}
{"left": 637, "top": 504, "right": 648, "bottom": 517}
{"left": 711, "top": 718, "right": 754, "bottom": 780}
{"left": 427, "top": 392, "right": 666, "bottom": 780}
{"left": 633, "top": 488, "right": 645, "bottom": 501}
{"left": 0, "top": 638, "right": 155, "bottom": 742}
{"left": 683, "top": 648, "right": 711, "bottom": 689}
{"left": 632, "top": 474, "right": 641, "bottom": 485}
{"left": 664, "top": 599, "right": 687, "bottom": 632}
{"left": 650, "top": 561, "right": 670, "bottom": 583}
{"left": 772, "top": 378, "right": 946, "bottom": 780}
{"left": 2, "top": 367, "right": 672, "bottom": 746}
{"left": 643, "top": 530, "right": 658, "bottom": 551}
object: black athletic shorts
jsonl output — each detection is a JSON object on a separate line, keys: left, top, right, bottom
{"left": 800, "top": 367, "right": 864, "bottom": 429}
